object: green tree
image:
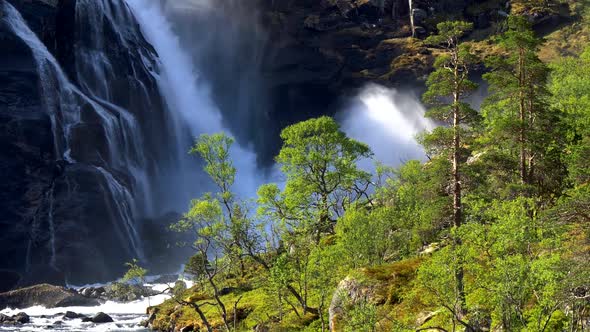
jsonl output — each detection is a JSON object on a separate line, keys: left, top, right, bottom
{"left": 257, "top": 116, "right": 372, "bottom": 315}
{"left": 481, "top": 16, "right": 565, "bottom": 198}
{"left": 258, "top": 116, "right": 373, "bottom": 243}
{"left": 172, "top": 196, "right": 231, "bottom": 331}
{"left": 122, "top": 258, "right": 148, "bottom": 285}
{"left": 171, "top": 133, "right": 257, "bottom": 331}
{"left": 307, "top": 244, "right": 344, "bottom": 332}
{"left": 464, "top": 198, "right": 567, "bottom": 331}
{"left": 421, "top": 21, "right": 478, "bottom": 319}
{"left": 550, "top": 47, "right": 590, "bottom": 187}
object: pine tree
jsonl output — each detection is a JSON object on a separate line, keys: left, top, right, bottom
{"left": 481, "top": 16, "right": 565, "bottom": 198}
{"left": 421, "top": 21, "right": 479, "bottom": 319}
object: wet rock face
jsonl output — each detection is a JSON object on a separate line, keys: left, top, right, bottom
{"left": 91, "top": 312, "right": 114, "bottom": 323}
{"left": 0, "top": 311, "right": 30, "bottom": 325}
{"left": 0, "top": 1, "right": 58, "bottom": 288}
{"left": 0, "top": 0, "right": 179, "bottom": 288}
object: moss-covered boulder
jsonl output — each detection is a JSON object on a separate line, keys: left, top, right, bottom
{"left": 329, "top": 258, "right": 423, "bottom": 331}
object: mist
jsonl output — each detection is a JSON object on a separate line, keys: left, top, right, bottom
{"left": 127, "top": 0, "right": 267, "bottom": 205}
{"left": 338, "top": 84, "right": 434, "bottom": 171}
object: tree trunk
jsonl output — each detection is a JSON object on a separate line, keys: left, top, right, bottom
{"left": 452, "top": 61, "right": 466, "bottom": 317}
{"left": 247, "top": 250, "right": 319, "bottom": 315}
{"left": 518, "top": 48, "right": 527, "bottom": 185}
{"left": 208, "top": 274, "right": 230, "bottom": 331}
{"left": 191, "top": 304, "right": 214, "bottom": 332}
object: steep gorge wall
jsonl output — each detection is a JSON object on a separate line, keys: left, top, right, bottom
{"left": 0, "top": 0, "right": 185, "bottom": 290}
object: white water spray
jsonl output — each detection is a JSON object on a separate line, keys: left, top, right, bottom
{"left": 340, "top": 84, "right": 434, "bottom": 168}
{"left": 125, "top": 0, "right": 263, "bottom": 200}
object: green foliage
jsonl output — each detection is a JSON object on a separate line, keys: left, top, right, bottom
{"left": 154, "top": 23, "right": 590, "bottom": 331}
{"left": 258, "top": 116, "right": 373, "bottom": 242}
{"left": 480, "top": 15, "right": 567, "bottom": 199}
{"left": 122, "top": 259, "right": 147, "bottom": 284}
{"left": 550, "top": 47, "right": 590, "bottom": 186}
{"left": 343, "top": 300, "right": 377, "bottom": 332}
{"left": 191, "top": 133, "right": 236, "bottom": 195}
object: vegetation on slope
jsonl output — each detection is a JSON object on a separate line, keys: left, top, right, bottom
{"left": 145, "top": 3, "right": 590, "bottom": 332}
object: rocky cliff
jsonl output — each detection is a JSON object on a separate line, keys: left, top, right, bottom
{"left": 0, "top": 0, "right": 185, "bottom": 289}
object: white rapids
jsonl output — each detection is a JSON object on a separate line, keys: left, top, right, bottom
{"left": 0, "top": 276, "right": 194, "bottom": 332}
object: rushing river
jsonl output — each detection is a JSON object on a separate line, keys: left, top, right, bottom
{"left": 0, "top": 278, "right": 192, "bottom": 332}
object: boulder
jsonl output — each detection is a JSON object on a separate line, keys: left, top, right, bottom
{"left": 63, "top": 311, "right": 86, "bottom": 319}
{"left": 329, "top": 276, "right": 380, "bottom": 331}
{"left": 151, "top": 275, "right": 179, "bottom": 284}
{"left": 329, "top": 258, "right": 422, "bottom": 330}
{"left": 0, "top": 312, "right": 30, "bottom": 325}
{"left": 91, "top": 312, "right": 114, "bottom": 323}
{"left": 0, "top": 284, "right": 100, "bottom": 310}
{"left": 102, "top": 283, "right": 158, "bottom": 302}
{"left": 13, "top": 312, "right": 30, "bottom": 324}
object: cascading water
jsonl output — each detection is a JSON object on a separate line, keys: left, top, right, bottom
{"left": 3, "top": 1, "right": 80, "bottom": 161}
{"left": 160, "top": 0, "right": 270, "bottom": 147}
{"left": 125, "top": 0, "right": 263, "bottom": 200}
{"left": 2, "top": 0, "right": 149, "bottom": 276}
{"left": 1, "top": 0, "right": 264, "bottom": 286}
{"left": 47, "top": 183, "right": 57, "bottom": 269}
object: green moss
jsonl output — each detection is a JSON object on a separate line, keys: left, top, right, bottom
{"left": 151, "top": 280, "right": 317, "bottom": 331}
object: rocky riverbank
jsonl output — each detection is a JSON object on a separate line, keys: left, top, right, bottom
{"left": 0, "top": 277, "right": 183, "bottom": 331}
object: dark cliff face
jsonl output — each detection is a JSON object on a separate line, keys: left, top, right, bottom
{"left": 178, "top": 0, "right": 485, "bottom": 162}
{"left": 0, "top": 0, "right": 59, "bottom": 291}
{"left": 0, "top": 0, "right": 188, "bottom": 289}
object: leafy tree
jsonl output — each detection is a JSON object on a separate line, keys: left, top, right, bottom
{"left": 549, "top": 47, "right": 590, "bottom": 187}
{"left": 172, "top": 195, "right": 232, "bottom": 331}
{"left": 256, "top": 117, "right": 372, "bottom": 315}
{"left": 258, "top": 116, "right": 373, "bottom": 244}
{"left": 421, "top": 20, "right": 478, "bottom": 319}
{"left": 122, "top": 258, "right": 148, "bottom": 285}
{"left": 336, "top": 206, "right": 395, "bottom": 268}
{"left": 307, "top": 244, "right": 344, "bottom": 332}
{"left": 171, "top": 133, "right": 258, "bottom": 331}
{"left": 343, "top": 300, "right": 378, "bottom": 332}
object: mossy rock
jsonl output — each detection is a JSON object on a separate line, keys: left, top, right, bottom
{"left": 329, "top": 258, "right": 423, "bottom": 332}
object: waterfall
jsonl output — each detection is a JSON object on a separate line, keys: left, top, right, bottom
{"left": 125, "top": 0, "right": 262, "bottom": 200}
{"left": 3, "top": 0, "right": 146, "bottom": 264}
{"left": 96, "top": 167, "right": 144, "bottom": 260}
{"left": 125, "top": 0, "right": 224, "bottom": 135}
{"left": 47, "top": 183, "right": 57, "bottom": 269}
{"left": 2, "top": 0, "right": 264, "bottom": 283}
{"left": 2, "top": 1, "right": 80, "bottom": 161}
